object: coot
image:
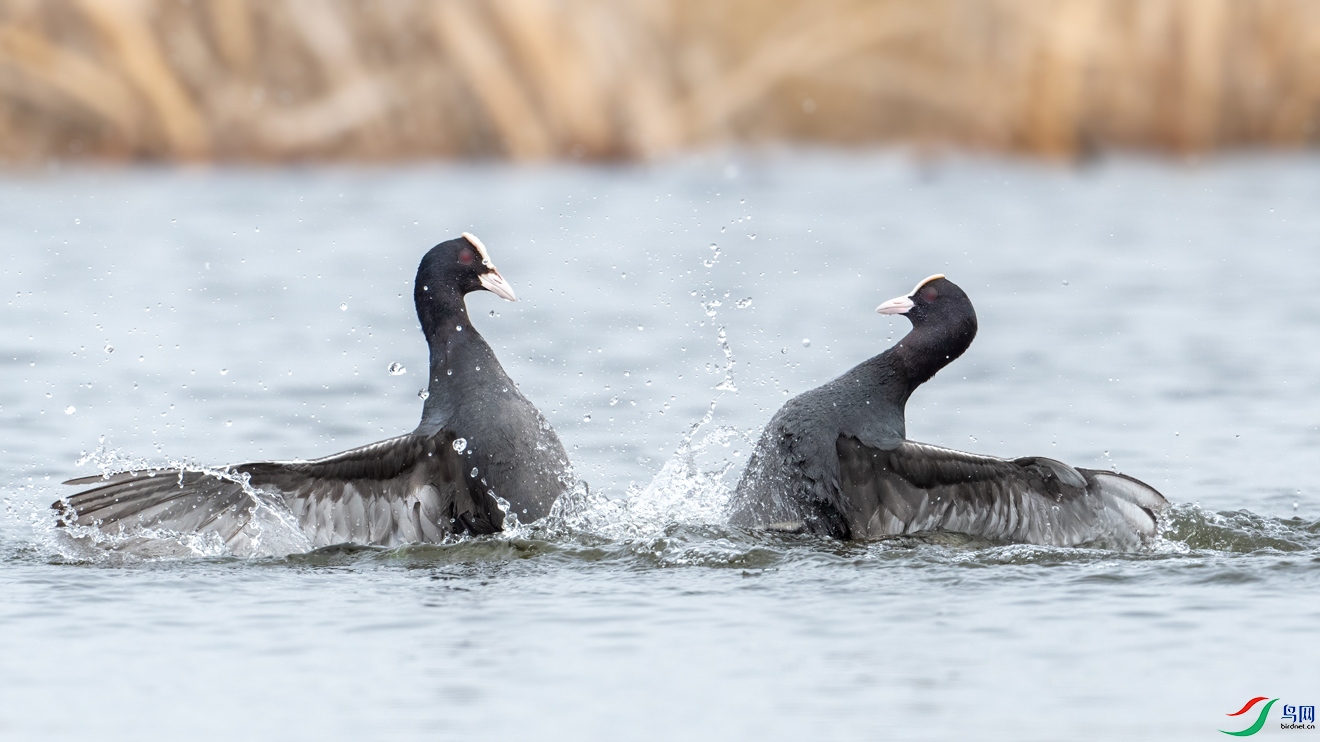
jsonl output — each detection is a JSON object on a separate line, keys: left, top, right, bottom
{"left": 729, "top": 274, "right": 1167, "bottom": 548}
{"left": 55, "top": 234, "right": 573, "bottom": 551}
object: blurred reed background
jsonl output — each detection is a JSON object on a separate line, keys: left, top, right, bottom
{"left": 2, "top": 0, "right": 1320, "bottom": 165}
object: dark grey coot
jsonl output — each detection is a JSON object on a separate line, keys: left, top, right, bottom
{"left": 728, "top": 275, "right": 1168, "bottom": 548}
{"left": 54, "top": 234, "right": 573, "bottom": 550}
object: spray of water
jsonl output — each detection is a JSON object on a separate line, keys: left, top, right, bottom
{"left": 36, "top": 438, "right": 312, "bottom": 561}
{"left": 536, "top": 236, "right": 756, "bottom": 552}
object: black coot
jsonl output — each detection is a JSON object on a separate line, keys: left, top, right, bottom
{"left": 729, "top": 274, "right": 1168, "bottom": 548}
{"left": 55, "top": 234, "right": 573, "bottom": 550}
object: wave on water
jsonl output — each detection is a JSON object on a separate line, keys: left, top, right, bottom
{"left": 5, "top": 429, "right": 1319, "bottom": 568}
{"left": 1157, "top": 503, "right": 1320, "bottom": 554}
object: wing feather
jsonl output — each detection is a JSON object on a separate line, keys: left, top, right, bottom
{"left": 54, "top": 431, "right": 503, "bottom": 552}
{"left": 837, "top": 435, "right": 1167, "bottom": 548}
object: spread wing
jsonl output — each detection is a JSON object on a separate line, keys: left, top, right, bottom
{"left": 54, "top": 431, "right": 502, "bottom": 553}
{"left": 836, "top": 435, "right": 1168, "bottom": 547}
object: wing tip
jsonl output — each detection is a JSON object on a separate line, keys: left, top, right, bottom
{"left": 1081, "top": 468, "right": 1169, "bottom": 537}
{"left": 49, "top": 497, "right": 76, "bottom": 527}
{"left": 63, "top": 474, "right": 113, "bottom": 486}
{"left": 1083, "top": 469, "right": 1168, "bottom": 506}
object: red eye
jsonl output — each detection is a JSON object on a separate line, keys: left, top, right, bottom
{"left": 920, "top": 286, "right": 938, "bottom": 303}
{"left": 458, "top": 249, "right": 475, "bottom": 266}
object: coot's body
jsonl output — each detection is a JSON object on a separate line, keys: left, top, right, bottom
{"left": 729, "top": 275, "right": 1167, "bottom": 548}
{"left": 56, "top": 234, "right": 572, "bottom": 551}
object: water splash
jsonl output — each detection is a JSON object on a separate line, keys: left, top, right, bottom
{"left": 714, "top": 327, "right": 737, "bottom": 392}
{"left": 1157, "top": 503, "right": 1319, "bottom": 554}
{"left": 544, "top": 406, "right": 751, "bottom": 549}
{"left": 37, "top": 440, "right": 312, "bottom": 561}
{"left": 536, "top": 234, "right": 753, "bottom": 554}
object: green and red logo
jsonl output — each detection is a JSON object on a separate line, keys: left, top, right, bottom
{"left": 1221, "top": 697, "right": 1316, "bottom": 736}
{"left": 1222, "top": 697, "right": 1278, "bottom": 737}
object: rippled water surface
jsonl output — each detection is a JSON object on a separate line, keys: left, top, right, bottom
{"left": 3, "top": 154, "right": 1319, "bottom": 740}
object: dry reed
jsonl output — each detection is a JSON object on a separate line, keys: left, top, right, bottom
{"left": 1, "top": 0, "right": 1319, "bottom": 164}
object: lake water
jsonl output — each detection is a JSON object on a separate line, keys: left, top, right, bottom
{"left": 2, "top": 153, "right": 1318, "bottom": 741}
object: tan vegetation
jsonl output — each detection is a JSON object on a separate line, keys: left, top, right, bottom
{"left": 1, "top": 0, "right": 1319, "bottom": 164}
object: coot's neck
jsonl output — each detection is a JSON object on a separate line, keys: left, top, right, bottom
{"left": 414, "top": 289, "right": 507, "bottom": 432}
{"left": 857, "top": 315, "right": 977, "bottom": 412}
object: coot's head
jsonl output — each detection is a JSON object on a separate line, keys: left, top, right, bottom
{"left": 876, "top": 274, "right": 977, "bottom": 333}
{"left": 415, "top": 232, "right": 516, "bottom": 306}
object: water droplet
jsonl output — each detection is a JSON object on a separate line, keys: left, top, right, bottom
{"left": 417, "top": 389, "right": 429, "bottom": 400}
{"left": 1062, "top": 279, "right": 1070, "bottom": 286}
{"left": 339, "top": 303, "right": 347, "bottom": 311}
{"left": 74, "top": 218, "right": 81, "bottom": 225}
{"left": 225, "top": 420, "right": 232, "bottom": 426}
{"left": 802, "top": 338, "right": 811, "bottom": 347}
{"left": 475, "top": 365, "right": 481, "bottom": 371}
{"left": 489, "top": 310, "right": 497, "bottom": 317}
{"left": 452, "top": 438, "right": 467, "bottom": 453}
{"left": 470, "top": 468, "right": 479, "bottom": 478}
{"left": 637, "top": 325, "right": 644, "bottom": 331}
{"left": 446, "top": 369, "right": 453, "bottom": 376}
{"left": 703, "top": 246, "right": 721, "bottom": 268}
{"left": 387, "top": 362, "right": 406, "bottom": 375}
{"left": 456, "top": 325, "right": 463, "bottom": 332}
{"left": 583, "top": 414, "right": 592, "bottom": 422}
{"left": 220, "top": 368, "right": 228, "bottom": 375}
{"left": 735, "top": 298, "right": 753, "bottom": 309}
{"left": 103, "top": 344, "right": 113, "bottom": 353}
{"left": 64, "top": 406, "right": 75, "bottom": 415}
{"left": 609, "top": 396, "right": 619, "bottom": 406}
